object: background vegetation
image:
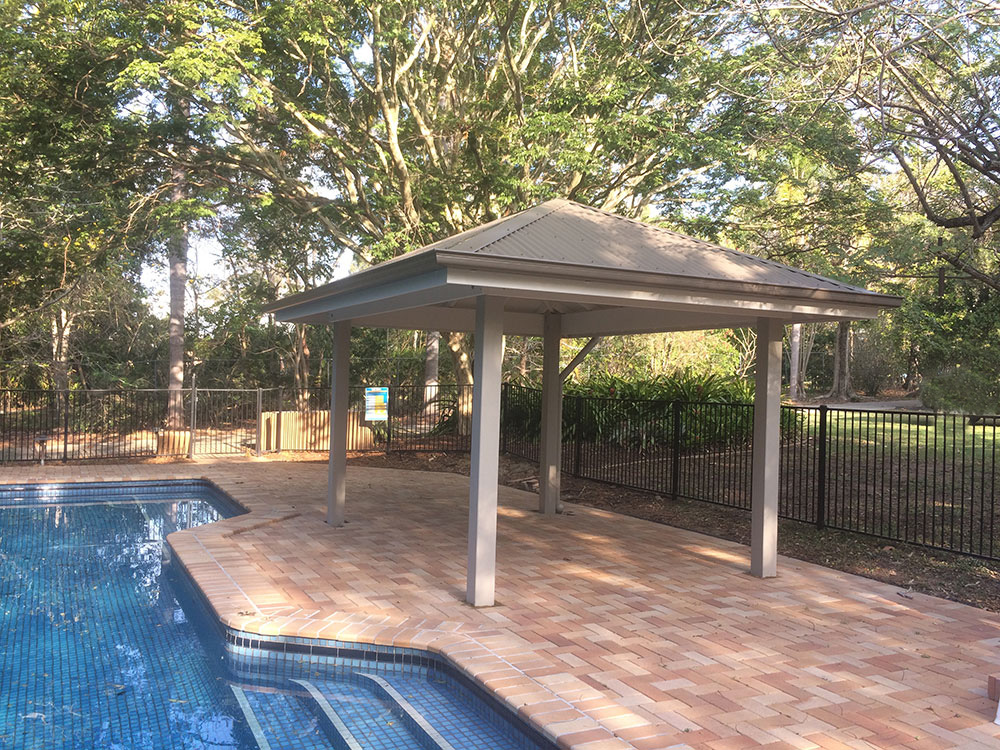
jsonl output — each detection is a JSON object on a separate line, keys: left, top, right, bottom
{"left": 3, "top": 0, "right": 999, "bottom": 413}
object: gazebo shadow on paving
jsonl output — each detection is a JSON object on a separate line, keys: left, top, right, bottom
{"left": 265, "top": 199, "right": 901, "bottom": 606}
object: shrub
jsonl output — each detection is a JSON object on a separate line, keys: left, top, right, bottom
{"left": 921, "top": 368, "right": 1000, "bottom": 414}
{"left": 503, "top": 372, "right": 798, "bottom": 453}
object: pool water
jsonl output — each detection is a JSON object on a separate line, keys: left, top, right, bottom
{"left": 0, "top": 481, "right": 555, "bottom": 750}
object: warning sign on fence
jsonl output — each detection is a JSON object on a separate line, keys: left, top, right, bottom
{"left": 364, "top": 387, "right": 389, "bottom": 422}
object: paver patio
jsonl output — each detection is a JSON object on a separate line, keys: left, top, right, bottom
{"left": 4, "top": 457, "right": 1000, "bottom": 750}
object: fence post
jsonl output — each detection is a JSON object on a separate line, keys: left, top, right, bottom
{"left": 572, "top": 395, "right": 583, "bottom": 476}
{"left": 255, "top": 387, "right": 263, "bottom": 457}
{"left": 276, "top": 387, "right": 283, "bottom": 454}
{"left": 816, "top": 404, "right": 828, "bottom": 529}
{"left": 385, "top": 386, "right": 393, "bottom": 455}
{"left": 671, "top": 400, "right": 682, "bottom": 501}
{"left": 62, "top": 390, "right": 70, "bottom": 462}
{"left": 188, "top": 375, "right": 197, "bottom": 459}
{"left": 500, "top": 383, "right": 508, "bottom": 454}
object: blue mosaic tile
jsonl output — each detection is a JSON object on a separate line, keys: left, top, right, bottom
{"left": 0, "top": 481, "right": 558, "bottom": 750}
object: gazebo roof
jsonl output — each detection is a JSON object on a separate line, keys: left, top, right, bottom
{"left": 266, "top": 199, "right": 901, "bottom": 336}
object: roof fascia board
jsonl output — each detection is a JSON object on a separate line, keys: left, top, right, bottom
{"left": 351, "top": 307, "right": 544, "bottom": 335}
{"left": 444, "top": 268, "right": 889, "bottom": 321}
{"left": 263, "top": 251, "right": 442, "bottom": 315}
{"left": 560, "top": 307, "right": 754, "bottom": 337}
{"left": 437, "top": 251, "right": 901, "bottom": 309}
{"left": 349, "top": 306, "right": 755, "bottom": 336}
{"left": 273, "top": 268, "right": 462, "bottom": 323}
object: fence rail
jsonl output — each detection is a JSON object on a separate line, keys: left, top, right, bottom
{"left": 501, "top": 385, "right": 999, "bottom": 561}
{"left": 0, "top": 385, "right": 471, "bottom": 463}
{"left": 2, "top": 385, "right": 998, "bottom": 560}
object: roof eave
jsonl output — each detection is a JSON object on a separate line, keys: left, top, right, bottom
{"left": 261, "top": 250, "right": 443, "bottom": 315}
{"left": 434, "top": 251, "right": 903, "bottom": 310}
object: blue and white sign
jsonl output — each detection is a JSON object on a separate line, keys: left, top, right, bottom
{"left": 364, "top": 387, "right": 389, "bottom": 422}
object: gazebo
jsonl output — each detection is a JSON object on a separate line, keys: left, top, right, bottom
{"left": 265, "top": 199, "right": 901, "bottom": 606}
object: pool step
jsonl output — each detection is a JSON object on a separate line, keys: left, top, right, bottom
{"left": 290, "top": 679, "right": 364, "bottom": 750}
{"left": 357, "top": 673, "right": 458, "bottom": 750}
{"left": 232, "top": 675, "right": 474, "bottom": 750}
{"left": 229, "top": 686, "right": 273, "bottom": 750}
{"left": 231, "top": 683, "right": 344, "bottom": 750}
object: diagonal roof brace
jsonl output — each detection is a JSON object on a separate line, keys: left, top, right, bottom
{"left": 560, "top": 336, "right": 602, "bottom": 384}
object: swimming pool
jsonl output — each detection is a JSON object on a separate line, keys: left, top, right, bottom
{"left": 0, "top": 480, "right": 557, "bottom": 750}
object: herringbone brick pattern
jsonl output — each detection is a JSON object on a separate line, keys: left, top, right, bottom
{"left": 4, "top": 458, "right": 999, "bottom": 750}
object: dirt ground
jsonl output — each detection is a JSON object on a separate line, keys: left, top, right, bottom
{"left": 348, "top": 450, "right": 1000, "bottom": 614}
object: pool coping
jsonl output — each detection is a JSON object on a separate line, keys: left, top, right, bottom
{"left": 168, "top": 521, "right": 632, "bottom": 750}
{"left": 2, "top": 474, "right": 640, "bottom": 750}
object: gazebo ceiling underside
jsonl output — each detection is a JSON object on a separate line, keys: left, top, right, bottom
{"left": 267, "top": 199, "right": 901, "bottom": 333}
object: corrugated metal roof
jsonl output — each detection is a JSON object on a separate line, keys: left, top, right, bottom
{"left": 424, "top": 199, "right": 877, "bottom": 296}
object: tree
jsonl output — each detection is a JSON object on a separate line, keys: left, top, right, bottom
{"left": 0, "top": 0, "right": 148, "bottom": 346}
{"left": 747, "top": 0, "right": 1000, "bottom": 288}
{"left": 119, "top": 0, "right": 781, "bottom": 420}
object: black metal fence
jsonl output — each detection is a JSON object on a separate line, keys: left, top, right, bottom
{"left": 2, "top": 384, "right": 998, "bottom": 560}
{"left": 502, "top": 384, "right": 1000, "bottom": 560}
{"left": 0, "top": 385, "right": 472, "bottom": 463}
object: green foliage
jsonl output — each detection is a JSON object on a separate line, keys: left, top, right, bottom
{"left": 5, "top": 0, "right": 1000, "bottom": 411}
{"left": 0, "top": 0, "right": 149, "bottom": 332}
{"left": 922, "top": 370, "right": 1000, "bottom": 415}
{"left": 564, "top": 373, "right": 757, "bottom": 451}
{"left": 908, "top": 284, "right": 1000, "bottom": 413}
{"left": 565, "top": 372, "right": 753, "bottom": 403}
{"left": 505, "top": 372, "right": 798, "bottom": 454}
{"left": 851, "top": 318, "right": 906, "bottom": 397}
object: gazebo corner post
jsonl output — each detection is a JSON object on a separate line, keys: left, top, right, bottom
{"left": 750, "top": 317, "right": 784, "bottom": 578}
{"left": 539, "top": 312, "right": 562, "bottom": 514}
{"left": 327, "top": 319, "right": 352, "bottom": 527}
{"left": 467, "top": 295, "right": 505, "bottom": 607}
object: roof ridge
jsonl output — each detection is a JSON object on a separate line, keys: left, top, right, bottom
{"left": 567, "top": 200, "right": 872, "bottom": 295}
{"left": 469, "top": 201, "right": 566, "bottom": 255}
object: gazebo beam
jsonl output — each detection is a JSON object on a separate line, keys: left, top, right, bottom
{"left": 750, "top": 317, "right": 783, "bottom": 577}
{"left": 327, "top": 320, "right": 351, "bottom": 527}
{"left": 467, "top": 296, "right": 505, "bottom": 606}
{"left": 539, "top": 313, "right": 562, "bottom": 514}
{"left": 560, "top": 336, "right": 602, "bottom": 384}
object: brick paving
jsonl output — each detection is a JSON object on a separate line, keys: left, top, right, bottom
{"left": 4, "top": 457, "right": 1000, "bottom": 750}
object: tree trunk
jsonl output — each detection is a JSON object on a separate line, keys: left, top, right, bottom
{"left": 788, "top": 323, "right": 802, "bottom": 402}
{"left": 166, "top": 171, "right": 188, "bottom": 428}
{"left": 292, "top": 323, "right": 310, "bottom": 410}
{"left": 799, "top": 323, "right": 817, "bottom": 399}
{"left": 423, "top": 331, "right": 440, "bottom": 418}
{"left": 446, "top": 331, "right": 474, "bottom": 436}
{"left": 904, "top": 343, "right": 920, "bottom": 392}
{"left": 51, "top": 307, "right": 73, "bottom": 413}
{"left": 828, "top": 321, "right": 853, "bottom": 401}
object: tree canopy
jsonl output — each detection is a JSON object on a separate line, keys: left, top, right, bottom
{"left": 3, "top": 0, "right": 999, "bottom": 409}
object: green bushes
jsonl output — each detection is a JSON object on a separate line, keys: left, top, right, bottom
{"left": 564, "top": 371, "right": 753, "bottom": 403}
{"left": 921, "top": 368, "right": 1000, "bottom": 414}
{"left": 502, "top": 372, "right": 798, "bottom": 453}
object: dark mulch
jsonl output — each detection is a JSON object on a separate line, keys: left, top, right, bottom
{"left": 348, "top": 450, "right": 1000, "bottom": 613}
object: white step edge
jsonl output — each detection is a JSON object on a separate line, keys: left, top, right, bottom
{"left": 230, "top": 685, "right": 273, "bottom": 750}
{"left": 357, "top": 672, "right": 458, "bottom": 750}
{"left": 290, "top": 678, "right": 365, "bottom": 750}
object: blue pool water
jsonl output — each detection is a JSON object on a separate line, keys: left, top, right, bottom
{"left": 0, "top": 481, "right": 556, "bottom": 750}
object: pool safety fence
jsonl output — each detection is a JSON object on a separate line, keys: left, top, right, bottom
{"left": 1, "top": 384, "right": 997, "bottom": 560}
{"left": 0, "top": 384, "right": 471, "bottom": 463}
